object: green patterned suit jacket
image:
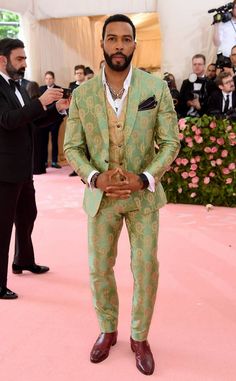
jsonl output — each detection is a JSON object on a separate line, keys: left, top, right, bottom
{"left": 64, "top": 68, "right": 180, "bottom": 217}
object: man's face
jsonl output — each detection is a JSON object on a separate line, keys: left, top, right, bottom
{"left": 102, "top": 21, "right": 136, "bottom": 72}
{"left": 219, "top": 75, "right": 235, "bottom": 93}
{"left": 45, "top": 74, "right": 55, "bottom": 87}
{"left": 6, "top": 48, "right": 27, "bottom": 80}
{"left": 192, "top": 58, "right": 205, "bottom": 77}
{"left": 75, "top": 69, "right": 85, "bottom": 83}
{"left": 206, "top": 64, "right": 216, "bottom": 79}
{"left": 230, "top": 47, "right": 236, "bottom": 66}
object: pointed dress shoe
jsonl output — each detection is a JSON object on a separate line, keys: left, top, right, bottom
{"left": 131, "top": 337, "right": 155, "bottom": 375}
{"left": 90, "top": 331, "right": 118, "bottom": 363}
{"left": 0, "top": 286, "right": 18, "bottom": 299}
{"left": 12, "top": 263, "right": 50, "bottom": 274}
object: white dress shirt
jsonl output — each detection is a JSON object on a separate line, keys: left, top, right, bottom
{"left": 0, "top": 71, "right": 24, "bottom": 107}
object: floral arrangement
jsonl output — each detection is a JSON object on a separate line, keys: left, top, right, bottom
{"left": 161, "top": 115, "right": 236, "bottom": 207}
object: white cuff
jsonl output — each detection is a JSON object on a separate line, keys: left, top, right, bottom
{"left": 143, "top": 171, "right": 155, "bottom": 192}
{"left": 88, "top": 170, "right": 99, "bottom": 188}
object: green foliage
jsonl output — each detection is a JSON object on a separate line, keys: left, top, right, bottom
{"left": 0, "top": 10, "right": 19, "bottom": 39}
{"left": 161, "top": 116, "right": 236, "bottom": 207}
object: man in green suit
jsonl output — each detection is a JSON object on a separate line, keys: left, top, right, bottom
{"left": 64, "top": 14, "right": 180, "bottom": 376}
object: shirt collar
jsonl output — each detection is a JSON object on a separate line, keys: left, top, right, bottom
{"left": 0, "top": 70, "right": 12, "bottom": 84}
{"left": 102, "top": 65, "right": 133, "bottom": 90}
{"left": 222, "top": 91, "right": 232, "bottom": 97}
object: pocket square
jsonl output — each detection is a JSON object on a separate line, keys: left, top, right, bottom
{"left": 138, "top": 95, "right": 158, "bottom": 111}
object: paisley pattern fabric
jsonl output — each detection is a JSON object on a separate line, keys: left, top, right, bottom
{"left": 64, "top": 68, "right": 180, "bottom": 340}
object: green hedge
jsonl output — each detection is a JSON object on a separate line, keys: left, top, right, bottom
{"left": 161, "top": 115, "right": 236, "bottom": 207}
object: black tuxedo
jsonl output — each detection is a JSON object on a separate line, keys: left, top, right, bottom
{"left": 68, "top": 81, "right": 79, "bottom": 92}
{"left": 0, "top": 74, "right": 59, "bottom": 288}
{"left": 39, "top": 84, "right": 64, "bottom": 164}
{"left": 179, "top": 77, "right": 209, "bottom": 117}
{"left": 207, "top": 90, "right": 236, "bottom": 115}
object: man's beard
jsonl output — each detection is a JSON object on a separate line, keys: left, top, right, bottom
{"left": 6, "top": 60, "right": 25, "bottom": 80}
{"left": 103, "top": 49, "right": 134, "bottom": 72}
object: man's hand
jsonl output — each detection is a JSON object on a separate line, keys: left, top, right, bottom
{"left": 187, "top": 98, "right": 201, "bottom": 110}
{"left": 39, "top": 88, "right": 63, "bottom": 107}
{"left": 56, "top": 97, "right": 71, "bottom": 112}
{"left": 103, "top": 169, "right": 143, "bottom": 199}
{"left": 96, "top": 168, "right": 129, "bottom": 199}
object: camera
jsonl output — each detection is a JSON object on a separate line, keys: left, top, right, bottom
{"left": 208, "top": 2, "right": 233, "bottom": 24}
{"left": 62, "top": 88, "right": 72, "bottom": 99}
{"left": 216, "top": 54, "right": 232, "bottom": 69}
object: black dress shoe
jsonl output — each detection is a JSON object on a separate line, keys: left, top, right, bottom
{"left": 130, "top": 337, "right": 155, "bottom": 375}
{"left": 12, "top": 263, "right": 50, "bottom": 274}
{"left": 69, "top": 171, "right": 78, "bottom": 177}
{"left": 51, "top": 162, "right": 61, "bottom": 169}
{"left": 0, "top": 286, "right": 18, "bottom": 299}
{"left": 90, "top": 331, "right": 118, "bottom": 363}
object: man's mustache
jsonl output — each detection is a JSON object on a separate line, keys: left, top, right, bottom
{"left": 111, "top": 52, "right": 127, "bottom": 58}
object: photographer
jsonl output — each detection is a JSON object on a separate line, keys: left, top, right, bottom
{"left": 213, "top": 1, "right": 236, "bottom": 61}
{"left": 163, "top": 72, "right": 181, "bottom": 116}
{"left": 179, "top": 54, "right": 209, "bottom": 117}
{"left": 207, "top": 71, "right": 236, "bottom": 115}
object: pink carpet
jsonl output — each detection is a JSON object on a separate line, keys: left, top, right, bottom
{"left": 2, "top": 165, "right": 236, "bottom": 381}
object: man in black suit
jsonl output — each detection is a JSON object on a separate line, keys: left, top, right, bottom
{"left": 68, "top": 65, "right": 86, "bottom": 176}
{"left": 39, "top": 71, "right": 64, "bottom": 169}
{"left": 207, "top": 72, "right": 236, "bottom": 116}
{"left": 0, "top": 38, "right": 69, "bottom": 299}
{"left": 179, "top": 54, "right": 209, "bottom": 117}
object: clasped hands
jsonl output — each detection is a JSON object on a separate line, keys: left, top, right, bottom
{"left": 96, "top": 168, "right": 143, "bottom": 199}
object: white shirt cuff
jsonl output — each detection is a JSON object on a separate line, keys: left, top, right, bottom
{"left": 143, "top": 171, "right": 155, "bottom": 192}
{"left": 88, "top": 170, "right": 99, "bottom": 188}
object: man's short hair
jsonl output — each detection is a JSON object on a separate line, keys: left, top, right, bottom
{"left": 0, "top": 38, "right": 24, "bottom": 58}
{"left": 74, "top": 65, "right": 85, "bottom": 74}
{"left": 192, "top": 54, "right": 206, "bottom": 64}
{"left": 102, "top": 14, "right": 136, "bottom": 40}
{"left": 231, "top": 45, "right": 236, "bottom": 53}
{"left": 44, "top": 71, "right": 55, "bottom": 78}
{"left": 215, "top": 71, "right": 232, "bottom": 87}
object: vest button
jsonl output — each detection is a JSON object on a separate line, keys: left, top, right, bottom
{"left": 117, "top": 123, "right": 121, "bottom": 128}
{"left": 105, "top": 160, "right": 109, "bottom": 163}
{"left": 119, "top": 162, "right": 123, "bottom": 166}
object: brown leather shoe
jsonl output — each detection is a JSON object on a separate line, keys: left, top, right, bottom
{"left": 90, "top": 331, "right": 118, "bottom": 363}
{"left": 130, "top": 337, "right": 155, "bottom": 375}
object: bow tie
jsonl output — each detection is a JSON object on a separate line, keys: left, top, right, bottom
{"left": 9, "top": 79, "right": 21, "bottom": 91}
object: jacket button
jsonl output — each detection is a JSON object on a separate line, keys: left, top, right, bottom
{"left": 105, "top": 160, "right": 109, "bottom": 163}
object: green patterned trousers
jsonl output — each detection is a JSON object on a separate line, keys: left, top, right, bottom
{"left": 88, "top": 203, "right": 159, "bottom": 341}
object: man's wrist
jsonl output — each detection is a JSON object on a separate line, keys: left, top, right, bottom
{"left": 138, "top": 173, "right": 149, "bottom": 189}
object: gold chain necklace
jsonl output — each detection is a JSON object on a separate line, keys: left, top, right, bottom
{"left": 106, "top": 82, "right": 125, "bottom": 100}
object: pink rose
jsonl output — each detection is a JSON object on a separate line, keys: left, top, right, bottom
{"left": 210, "top": 121, "right": 216, "bottom": 129}
{"left": 210, "top": 136, "right": 216, "bottom": 142}
{"left": 181, "top": 172, "right": 189, "bottom": 179}
{"left": 178, "top": 187, "right": 183, "bottom": 193}
{"left": 216, "top": 158, "right": 222, "bottom": 165}
{"left": 222, "top": 168, "right": 230, "bottom": 175}
{"left": 226, "top": 125, "right": 232, "bottom": 131}
{"left": 228, "top": 163, "right": 236, "bottom": 170}
{"left": 190, "top": 192, "right": 197, "bottom": 198}
{"left": 211, "top": 146, "right": 218, "bottom": 153}
{"left": 174, "top": 167, "right": 179, "bottom": 173}
{"left": 204, "top": 177, "right": 210, "bottom": 184}
{"left": 195, "top": 128, "right": 202, "bottom": 135}
{"left": 190, "top": 158, "right": 196, "bottom": 164}
{"left": 189, "top": 171, "right": 196, "bottom": 178}
{"left": 221, "top": 150, "right": 228, "bottom": 158}
{"left": 194, "top": 135, "right": 203, "bottom": 144}
{"left": 192, "top": 176, "right": 199, "bottom": 184}
{"left": 175, "top": 158, "right": 182, "bottom": 166}
{"left": 185, "top": 137, "right": 193, "bottom": 143}
{"left": 229, "top": 132, "right": 236, "bottom": 139}
{"left": 178, "top": 118, "right": 187, "bottom": 130}
{"left": 226, "top": 178, "right": 233, "bottom": 184}
{"left": 209, "top": 172, "right": 215, "bottom": 177}
{"left": 217, "top": 137, "right": 225, "bottom": 145}
{"left": 208, "top": 154, "right": 214, "bottom": 160}
{"left": 195, "top": 156, "right": 201, "bottom": 162}
{"left": 191, "top": 125, "right": 197, "bottom": 132}
{"left": 188, "top": 142, "right": 194, "bottom": 148}
{"left": 204, "top": 147, "right": 211, "bottom": 153}
{"left": 179, "top": 133, "right": 184, "bottom": 140}
{"left": 190, "top": 164, "right": 198, "bottom": 171}
{"left": 181, "top": 158, "right": 189, "bottom": 166}
{"left": 211, "top": 160, "right": 216, "bottom": 167}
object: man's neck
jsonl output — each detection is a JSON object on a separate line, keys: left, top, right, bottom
{"left": 104, "top": 64, "right": 130, "bottom": 90}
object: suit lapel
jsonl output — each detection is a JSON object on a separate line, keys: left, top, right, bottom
{"left": 0, "top": 75, "right": 22, "bottom": 108}
{"left": 94, "top": 73, "right": 109, "bottom": 144}
{"left": 124, "top": 69, "right": 141, "bottom": 143}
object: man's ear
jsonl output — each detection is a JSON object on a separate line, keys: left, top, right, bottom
{"left": 219, "top": 84, "right": 223, "bottom": 91}
{"left": 0, "top": 55, "right": 7, "bottom": 66}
